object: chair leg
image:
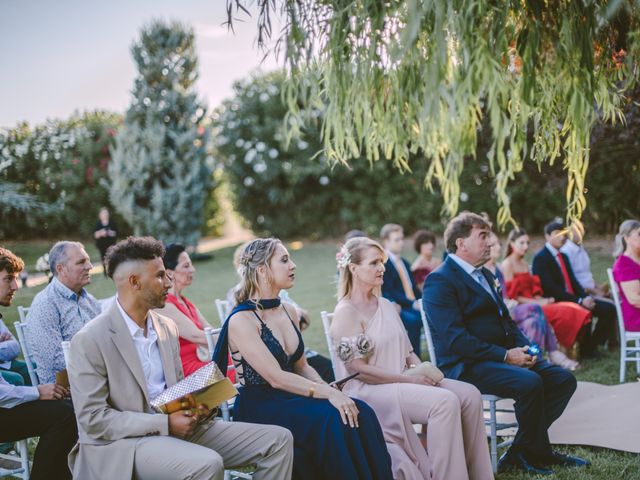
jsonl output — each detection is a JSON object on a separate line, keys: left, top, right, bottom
{"left": 489, "top": 400, "right": 498, "bottom": 474}
{"left": 620, "top": 341, "right": 626, "bottom": 383}
{"left": 17, "top": 439, "right": 30, "bottom": 480}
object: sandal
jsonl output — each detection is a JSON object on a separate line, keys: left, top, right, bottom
{"left": 549, "top": 350, "right": 580, "bottom": 371}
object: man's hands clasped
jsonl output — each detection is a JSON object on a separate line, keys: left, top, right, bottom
{"left": 168, "top": 394, "right": 213, "bottom": 438}
{"left": 505, "top": 346, "right": 538, "bottom": 369}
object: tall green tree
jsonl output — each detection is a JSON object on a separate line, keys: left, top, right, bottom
{"left": 110, "top": 20, "right": 213, "bottom": 247}
{"left": 228, "top": 1, "right": 639, "bottom": 231}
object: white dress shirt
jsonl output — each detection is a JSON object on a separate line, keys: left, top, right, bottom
{"left": 116, "top": 299, "right": 166, "bottom": 399}
{"left": 0, "top": 373, "right": 39, "bottom": 408}
{"left": 560, "top": 239, "right": 595, "bottom": 290}
{"left": 0, "top": 317, "right": 20, "bottom": 369}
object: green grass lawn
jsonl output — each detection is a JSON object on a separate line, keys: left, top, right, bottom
{"left": 2, "top": 237, "right": 639, "bottom": 479}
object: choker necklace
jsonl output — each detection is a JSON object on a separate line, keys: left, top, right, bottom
{"left": 246, "top": 298, "right": 281, "bottom": 310}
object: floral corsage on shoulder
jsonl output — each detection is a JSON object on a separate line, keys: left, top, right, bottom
{"left": 335, "top": 334, "right": 374, "bottom": 363}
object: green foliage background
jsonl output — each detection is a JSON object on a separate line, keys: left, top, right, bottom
{"left": 109, "top": 20, "right": 216, "bottom": 247}
{"left": 0, "top": 111, "right": 127, "bottom": 239}
{"left": 216, "top": 71, "right": 640, "bottom": 239}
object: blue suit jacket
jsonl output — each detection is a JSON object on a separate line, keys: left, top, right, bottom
{"left": 382, "top": 256, "right": 422, "bottom": 309}
{"left": 532, "top": 247, "right": 586, "bottom": 303}
{"left": 422, "top": 256, "right": 530, "bottom": 379}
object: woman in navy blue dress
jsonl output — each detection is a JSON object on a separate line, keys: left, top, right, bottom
{"left": 214, "top": 238, "right": 392, "bottom": 480}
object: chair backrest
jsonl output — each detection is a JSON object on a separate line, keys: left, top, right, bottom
{"left": 418, "top": 303, "right": 437, "bottom": 363}
{"left": 607, "top": 268, "right": 627, "bottom": 338}
{"left": 17, "top": 306, "right": 28, "bottom": 323}
{"left": 204, "top": 327, "right": 221, "bottom": 358}
{"left": 320, "top": 311, "right": 339, "bottom": 378}
{"left": 215, "top": 299, "right": 231, "bottom": 327}
{"left": 61, "top": 341, "right": 71, "bottom": 368}
{"left": 13, "top": 321, "right": 39, "bottom": 386}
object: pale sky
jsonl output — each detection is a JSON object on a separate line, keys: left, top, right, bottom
{"left": 0, "top": 0, "right": 282, "bottom": 127}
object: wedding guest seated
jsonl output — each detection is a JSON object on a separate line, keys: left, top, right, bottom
{"left": 0, "top": 246, "right": 77, "bottom": 480}
{"left": 612, "top": 219, "right": 640, "bottom": 332}
{"left": 68, "top": 236, "right": 293, "bottom": 479}
{"left": 486, "top": 233, "right": 579, "bottom": 370}
{"left": 227, "top": 243, "right": 334, "bottom": 383}
{"left": 0, "top": 316, "right": 31, "bottom": 386}
{"left": 380, "top": 223, "right": 423, "bottom": 355}
{"left": 410, "top": 229, "right": 441, "bottom": 291}
{"left": 502, "top": 228, "right": 590, "bottom": 364}
{"left": 214, "top": 238, "right": 393, "bottom": 480}
{"left": 156, "top": 244, "right": 220, "bottom": 376}
{"left": 532, "top": 220, "right": 616, "bottom": 355}
{"left": 26, "top": 241, "right": 101, "bottom": 384}
{"left": 423, "top": 212, "right": 586, "bottom": 475}
{"left": 561, "top": 225, "right": 608, "bottom": 297}
{"left": 331, "top": 237, "right": 493, "bottom": 479}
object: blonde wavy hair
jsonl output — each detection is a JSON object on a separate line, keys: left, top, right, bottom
{"left": 337, "top": 237, "right": 387, "bottom": 300}
{"left": 234, "top": 238, "right": 283, "bottom": 305}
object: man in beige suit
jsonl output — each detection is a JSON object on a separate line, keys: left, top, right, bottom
{"left": 68, "top": 236, "right": 293, "bottom": 479}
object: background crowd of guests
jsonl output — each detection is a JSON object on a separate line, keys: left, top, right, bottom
{"left": 0, "top": 212, "right": 639, "bottom": 479}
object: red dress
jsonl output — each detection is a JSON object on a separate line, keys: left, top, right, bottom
{"left": 505, "top": 272, "right": 591, "bottom": 348}
{"left": 166, "top": 294, "right": 235, "bottom": 381}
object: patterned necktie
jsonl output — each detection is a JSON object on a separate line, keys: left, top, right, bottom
{"left": 556, "top": 253, "right": 575, "bottom": 295}
{"left": 392, "top": 256, "right": 416, "bottom": 301}
{"left": 474, "top": 269, "right": 503, "bottom": 314}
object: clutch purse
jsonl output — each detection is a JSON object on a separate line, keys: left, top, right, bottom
{"left": 150, "top": 362, "right": 238, "bottom": 414}
{"left": 403, "top": 361, "right": 444, "bottom": 383}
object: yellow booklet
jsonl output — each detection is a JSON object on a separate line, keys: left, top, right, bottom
{"left": 150, "top": 362, "right": 238, "bottom": 414}
{"left": 56, "top": 369, "right": 70, "bottom": 389}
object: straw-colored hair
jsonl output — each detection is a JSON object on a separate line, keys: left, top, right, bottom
{"left": 337, "top": 237, "right": 386, "bottom": 300}
{"left": 614, "top": 219, "right": 640, "bottom": 258}
{"left": 234, "top": 238, "right": 283, "bottom": 304}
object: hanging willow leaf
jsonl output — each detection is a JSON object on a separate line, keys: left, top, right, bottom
{"left": 227, "top": 0, "right": 639, "bottom": 231}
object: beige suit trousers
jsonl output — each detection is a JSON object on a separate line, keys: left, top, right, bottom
{"left": 132, "top": 420, "right": 293, "bottom": 480}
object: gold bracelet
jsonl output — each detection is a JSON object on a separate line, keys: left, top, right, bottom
{"left": 308, "top": 383, "right": 316, "bottom": 398}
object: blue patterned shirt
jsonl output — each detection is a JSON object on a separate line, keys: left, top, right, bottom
{"left": 25, "top": 277, "right": 101, "bottom": 383}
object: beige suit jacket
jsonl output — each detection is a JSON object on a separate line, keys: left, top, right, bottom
{"left": 67, "top": 301, "right": 187, "bottom": 479}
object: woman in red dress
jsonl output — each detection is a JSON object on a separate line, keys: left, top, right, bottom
{"left": 410, "top": 230, "right": 441, "bottom": 290}
{"left": 501, "top": 229, "right": 591, "bottom": 356}
{"left": 156, "top": 244, "right": 234, "bottom": 380}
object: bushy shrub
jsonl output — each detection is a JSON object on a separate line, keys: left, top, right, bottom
{"left": 213, "top": 71, "right": 445, "bottom": 238}
{"left": 0, "top": 111, "right": 126, "bottom": 239}
{"left": 215, "top": 71, "right": 640, "bottom": 239}
{"left": 109, "top": 20, "right": 215, "bottom": 247}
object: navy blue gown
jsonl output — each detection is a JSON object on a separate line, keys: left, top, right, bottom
{"left": 213, "top": 299, "right": 393, "bottom": 480}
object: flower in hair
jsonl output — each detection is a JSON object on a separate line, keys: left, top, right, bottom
{"left": 336, "top": 245, "right": 352, "bottom": 269}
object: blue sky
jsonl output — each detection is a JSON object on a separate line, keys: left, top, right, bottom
{"left": 0, "top": 0, "right": 281, "bottom": 127}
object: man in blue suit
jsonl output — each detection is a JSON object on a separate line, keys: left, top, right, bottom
{"left": 532, "top": 220, "right": 616, "bottom": 356}
{"left": 380, "top": 223, "right": 423, "bottom": 355}
{"left": 423, "top": 212, "right": 587, "bottom": 475}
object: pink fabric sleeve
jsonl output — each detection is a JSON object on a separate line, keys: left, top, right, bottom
{"left": 613, "top": 256, "right": 640, "bottom": 282}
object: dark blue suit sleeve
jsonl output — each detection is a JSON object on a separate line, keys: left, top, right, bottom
{"left": 423, "top": 272, "right": 508, "bottom": 363}
{"left": 382, "top": 262, "right": 415, "bottom": 309}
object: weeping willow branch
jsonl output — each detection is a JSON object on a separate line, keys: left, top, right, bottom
{"left": 227, "top": 0, "right": 639, "bottom": 230}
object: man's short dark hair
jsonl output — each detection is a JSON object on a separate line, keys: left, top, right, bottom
{"left": 105, "top": 236, "right": 165, "bottom": 278}
{"left": 413, "top": 230, "right": 437, "bottom": 254}
{"left": 544, "top": 220, "right": 564, "bottom": 236}
{"left": 0, "top": 247, "right": 24, "bottom": 274}
{"left": 163, "top": 243, "right": 186, "bottom": 270}
{"left": 444, "top": 212, "right": 491, "bottom": 253}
